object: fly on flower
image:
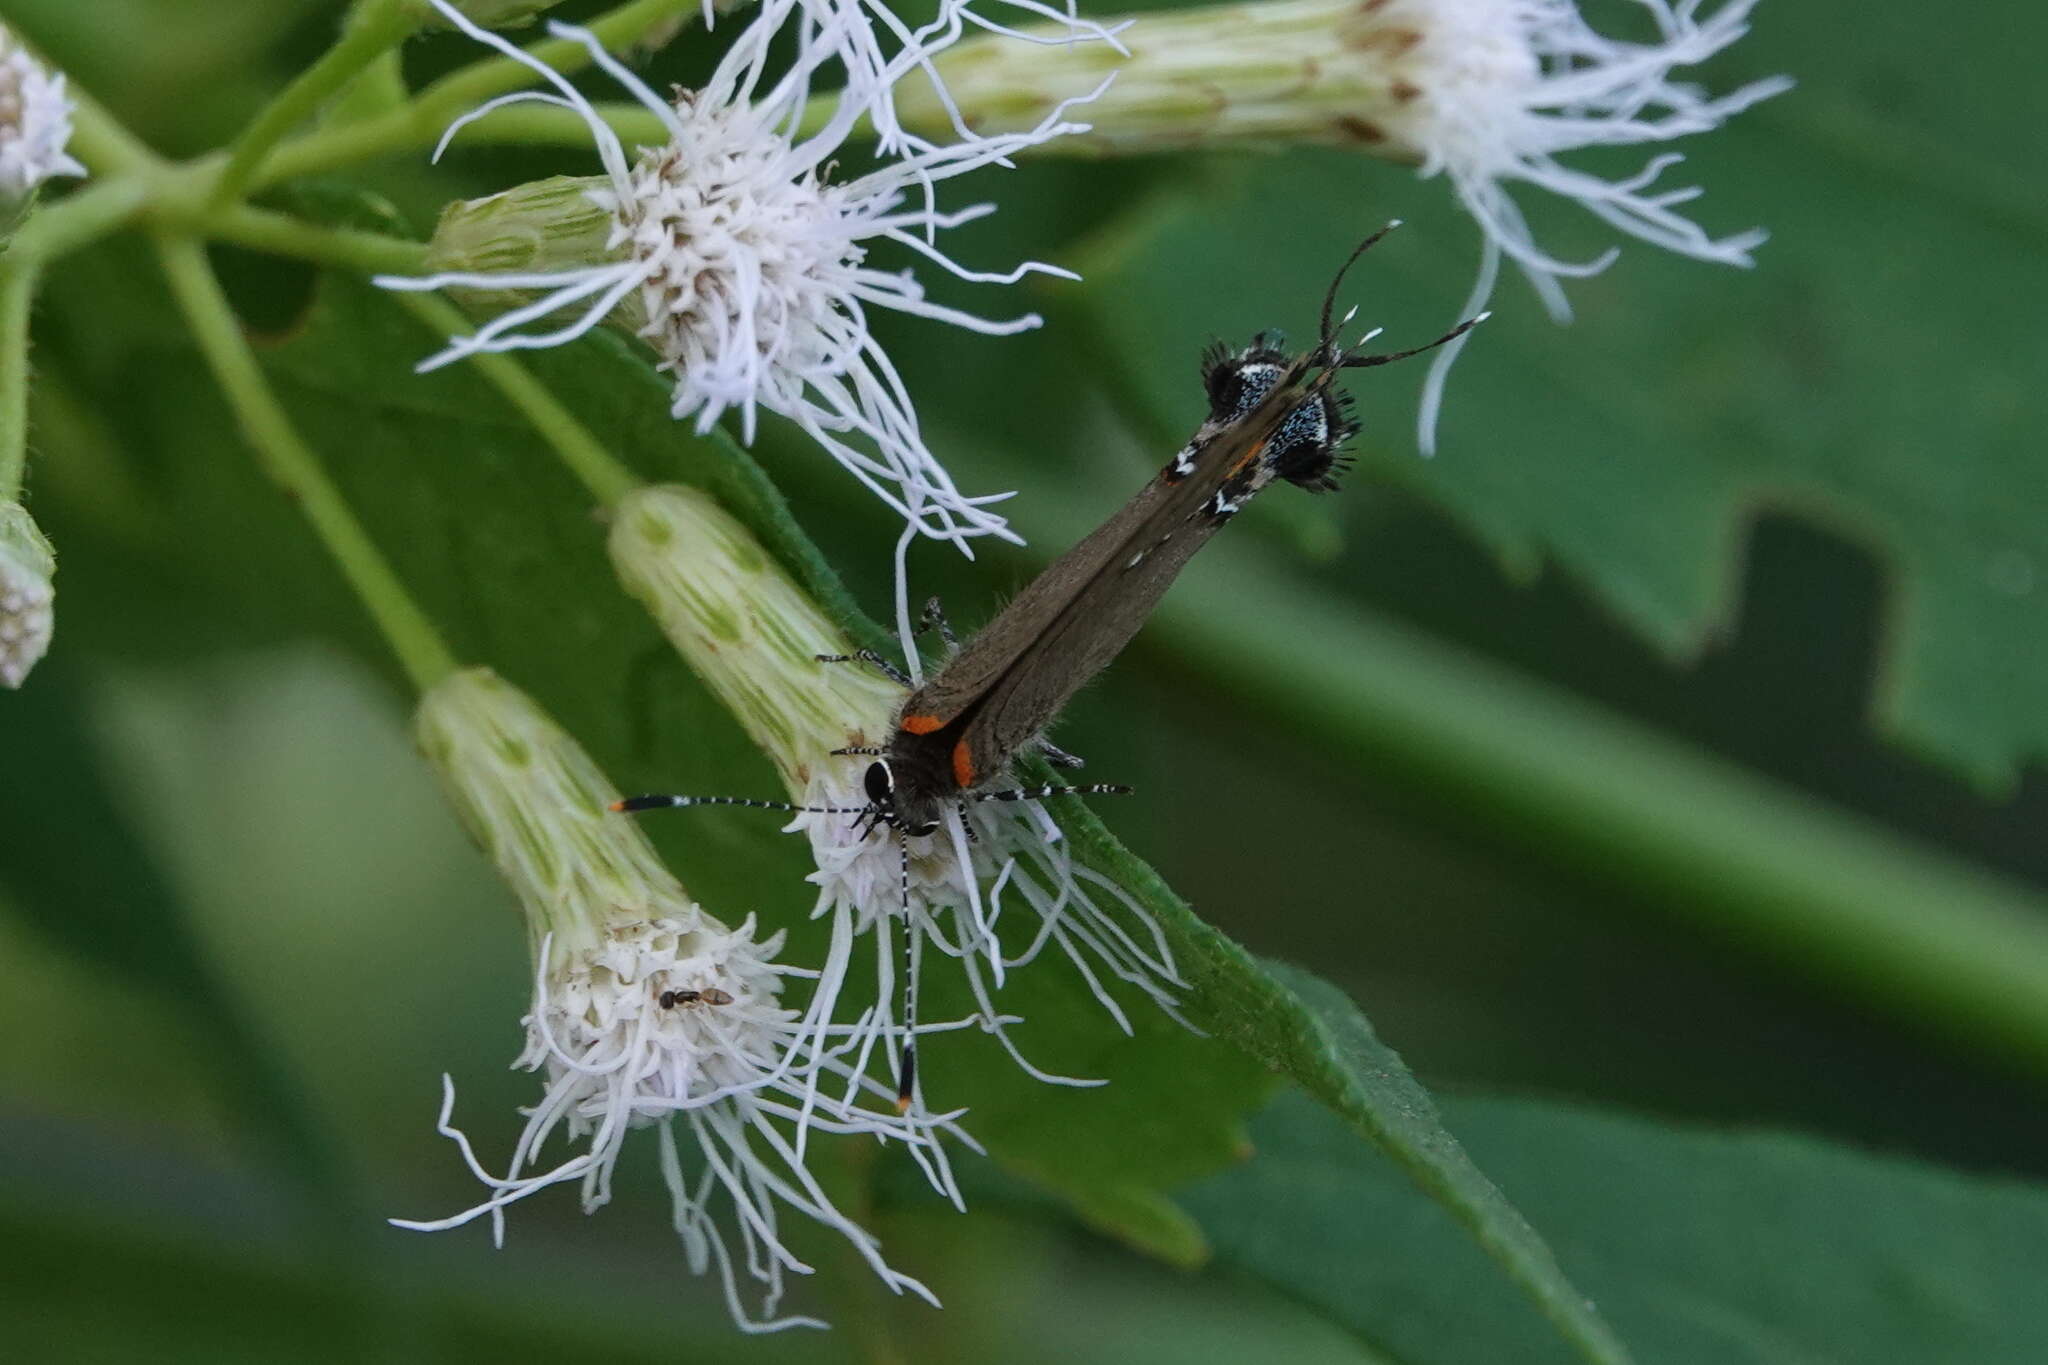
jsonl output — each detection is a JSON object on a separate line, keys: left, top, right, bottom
{"left": 377, "top": 0, "right": 1124, "bottom": 554}
{"left": 615, "top": 228, "right": 1484, "bottom": 1108}
{"left": 662, "top": 985, "right": 736, "bottom": 1008}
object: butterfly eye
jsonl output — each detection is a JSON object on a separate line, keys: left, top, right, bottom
{"left": 863, "top": 760, "right": 895, "bottom": 807}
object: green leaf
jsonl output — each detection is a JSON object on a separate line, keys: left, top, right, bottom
{"left": 1186, "top": 1090, "right": 2048, "bottom": 1364}
{"left": 1076, "top": 73, "right": 2048, "bottom": 788}
{"left": 1166, "top": 947, "right": 1631, "bottom": 1365}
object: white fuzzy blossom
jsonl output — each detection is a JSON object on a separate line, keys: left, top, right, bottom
{"left": 0, "top": 24, "right": 84, "bottom": 201}
{"left": 610, "top": 485, "right": 1188, "bottom": 1109}
{"left": 408, "top": 668, "right": 978, "bottom": 1332}
{"left": 378, "top": 0, "right": 1120, "bottom": 553}
{"left": 789, "top": 764, "right": 1188, "bottom": 1098}
{"left": 404, "top": 916, "right": 992, "bottom": 1330}
{"left": 1380, "top": 0, "right": 1792, "bottom": 451}
{"left": 0, "top": 502, "right": 55, "bottom": 688}
{"left": 897, "top": 0, "right": 1787, "bottom": 452}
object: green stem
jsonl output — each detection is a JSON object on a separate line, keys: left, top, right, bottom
{"left": 52, "top": 73, "right": 159, "bottom": 176}
{"left": 251, "top": 0, "right": 702, "bottom": 189}
{"left": 204, "top": 206, "right": 431, "bottom": 276}
{"left": 403, "top": 99, "right": 671, "bottom": 150}
{"left": 0, "top": 257, "right": 37, "bottom": 502}
{"left": 153, "top": 235, "right": 459, "bottom": 693}
{"left": 2, "top": 175, "right": 153, "bottom": 268}
{"left": 387, "top": 291, "right": 643, "bottom": 506}
{"left": 171, "top": 204, "right": 638, "bottom": 519}
{"left": 214, "top": 0, "right": 420, "bottom": 205}
{"left": 1138, "top": 533, "right": 2048, "bottom": 1078}
{"left": 0, "top": 176, "right": 153, "bottom": 499}
{"left": 446, "top": 95, "right": 836, "bottom": 151}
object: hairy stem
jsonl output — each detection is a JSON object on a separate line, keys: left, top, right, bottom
{"left": 204, "top": 205, "right": 432, "bottom": 276}
{"left": 154, "top": 236, "right": 459, "bottom": 692}
{"left": 0, "top": 257, "right": 37, "bottom": 502}
{"left": 387, "top": 291, "right": 643, "bottom": 507}
{"left": 0, "top": 177, "right": 153, "bottom": 498}
{"left": 214, "top": 0, "right": 421, "bottom": 204}
{"left": 431, "top": 94, "right": 840, "bottom": 150}
{"left": 251, "top": 0, "right": 702, "bottom": 188}
{"left": 1, "top": 176, "right": 153, "bottom": 269}
{"left": 395, "top": 98, "right": 671, "bottom": 150}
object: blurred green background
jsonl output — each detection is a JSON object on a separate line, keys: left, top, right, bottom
{"left": 3, "top": 0, "right": 2046, "bottom": 1359}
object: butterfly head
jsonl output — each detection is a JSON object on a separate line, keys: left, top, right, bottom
{"left": 1199, "top": 332, "right": 1360, "bottom": 493}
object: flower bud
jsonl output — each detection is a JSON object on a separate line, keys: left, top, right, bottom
{"left": 414, "top": 665, "right": 695, "bottom": 958}
{"left": 607, "top": 484, "right": 902, "bottom": 792}
{"left": 1, "top": 23, "right": 85, "bottom": 235}
{"left": 0, "top": 501, "right": 55, "bottom": 689}
{"left": 420, "top": 174, "right": 647, "bottom": 333}
{"left": 898, "top": 0, "right": 1425, "bottom": 157}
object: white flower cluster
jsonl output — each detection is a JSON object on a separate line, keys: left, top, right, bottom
{"left": 791, "top": 764, "right": 1186, "bottom": 1099}
{"left": 0, "top": 503, "right": 56, "bottom": 688}
{"left": 382, "top": 0, "right": 1122, "bottom": 552}
{"left": 1379, "top": 0, "right": 1791, "bottom": 449}
{"left": 0, "top": 24, "right": 84, "bottom": 200}
{"left": 408, "top": 668, "right": 980, "bottom": 1332}
{"left": 886, "top": 0, "right": 1785, "bottom": 451}
{"left": 403, "top": 915, "right": 984, "bottom": 1330}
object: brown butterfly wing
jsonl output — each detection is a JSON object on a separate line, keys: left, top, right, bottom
{"left": 958, "top": 370, "right": 1317, "bottom": 781}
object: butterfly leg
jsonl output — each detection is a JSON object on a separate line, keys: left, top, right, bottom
{"left": 918, "top": 597, "right": 959, "bottom": 651}
{"left": 816, "top": 648, "right": 911, "bottom": 687}
{"left": 1037, "top": 739, "right": 1086, "bottom": 770}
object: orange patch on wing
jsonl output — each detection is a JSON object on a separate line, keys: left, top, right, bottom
{"left": 951, "top": 739, "right": 977, "bottom": 790}
{"left": 1227, "top": 437, "right": 1271, "bottom": 477}
{"left": 901, "top": 713, "right": 945, "bottom": 735}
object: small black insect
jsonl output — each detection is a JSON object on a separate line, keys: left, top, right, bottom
{"left": 659, "top": 986, "right": 735, "bottom": 1009}
{"left": 617, "top": 224, "right": 1484, "bottom": 1109}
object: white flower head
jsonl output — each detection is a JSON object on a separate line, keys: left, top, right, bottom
{"left": 895, "top": 0, "right": 1786, "bottom": 453}
{"left": 0, "top": 502, "right": 56, "bottom": 688}
{"left": 0, "top": 23, "right": 85, "bottom": 200}
{"left": 610, "top": 486, "right": 1188, "bottom": 1110}
{"left": 408, "top": 668, "right": 980, "bottom": 1332}
{"left": 790, "top": 762, "right": 1189, "bottom": 1101}
{"left": 380, "top": 0, "right": 1121, "bottom": 554}
{"left": 1363, "top": 0, "right": 1792, "bottom": 451}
